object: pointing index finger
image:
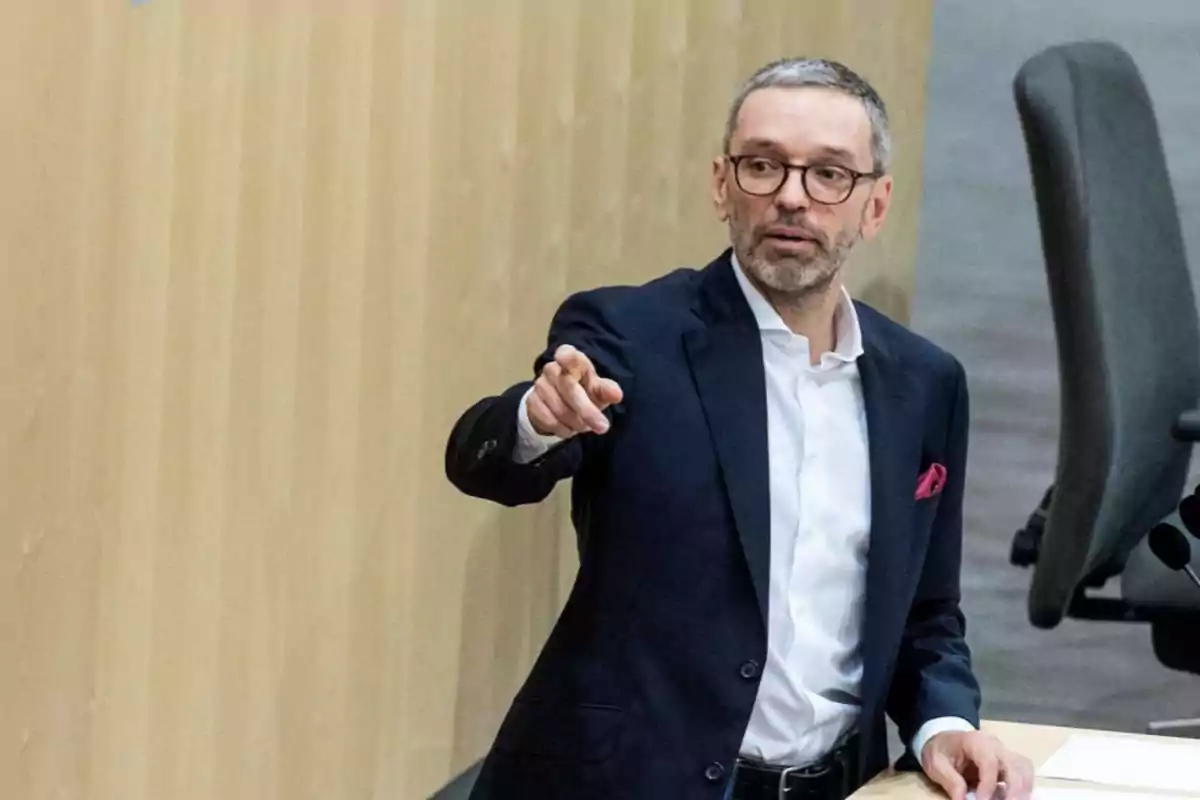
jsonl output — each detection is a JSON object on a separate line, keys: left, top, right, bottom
{"left": 560, "top": 372, "right": 609, "bottom": 433}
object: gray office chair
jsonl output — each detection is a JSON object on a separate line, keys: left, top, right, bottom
{"left": 1008, "top": 40, "right": 1200, "bottom": 734}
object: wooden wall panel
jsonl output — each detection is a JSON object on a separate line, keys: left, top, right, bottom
{"left": 0, "top": 2, "right": 932, "bottom": 798}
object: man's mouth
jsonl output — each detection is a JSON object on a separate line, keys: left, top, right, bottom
{"left": 763, "top": 228, "right": 821, "bottom": 249}
{"left": 766, "top": 226, "right": 817, "bottom": 239}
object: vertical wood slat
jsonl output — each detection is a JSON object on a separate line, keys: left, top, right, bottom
{"left": 0, "top": 2, "right": 933, "bottom": 798}
{"left": 148, "top": 3, "right": 248, "bottom": 799}
{"left": 92, "top": 6, "right": 185, "bottom": 800}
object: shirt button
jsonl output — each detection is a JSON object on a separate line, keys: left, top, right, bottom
{"left": 704, "top": 762, "right": 725, "bottom": 782}
{"left": 739, "top": 660, "right": 760, "bottom": 680}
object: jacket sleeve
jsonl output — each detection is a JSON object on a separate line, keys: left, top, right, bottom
{"left": 887, "top": 357, "right": 983, "bottom": 758}
{"left": 444, "top": 288, "right": 634, "bottom": 507}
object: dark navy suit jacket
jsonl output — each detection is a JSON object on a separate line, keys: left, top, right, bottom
{"left": 445, "top": 251, "right": 982, "bottom": 799}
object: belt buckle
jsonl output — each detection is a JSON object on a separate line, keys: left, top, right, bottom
{"left": 777, "top": 761, "right": 832, "bottom": 800}
{"left": 777, "top": 766, "right": 800, "bottom": 800}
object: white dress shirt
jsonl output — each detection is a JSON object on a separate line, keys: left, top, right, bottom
{"left": 514, "top": 257, "right": 973, "bottom": 765}
{"left": 731, "top": 257, "right": 873, "bottom": 765}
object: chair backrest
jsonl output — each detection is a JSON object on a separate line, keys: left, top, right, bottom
{"left": 1013, "top": 40, "right": 1200, "bottom": 628}
{"left": 426, "top": 760, "right": 482, "bottom": 800}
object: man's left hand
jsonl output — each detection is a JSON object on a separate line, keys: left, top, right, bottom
{"left": 921, "top": 730, "right": 1035, "bottom": 800}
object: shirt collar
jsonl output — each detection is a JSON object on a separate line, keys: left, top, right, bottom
{"left": 730, "top": 251, "right": 864, "bottom": 363}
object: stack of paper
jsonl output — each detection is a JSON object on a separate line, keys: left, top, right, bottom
{"left": 1038, "top": 734, "right": 1199, "bottom": 794}
{"left": 968, "top": 787, "right": 1196, "bottom": 800}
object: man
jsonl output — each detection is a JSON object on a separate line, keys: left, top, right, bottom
{"left": 445, "top": 57, "right": 1034, "bottom": 800}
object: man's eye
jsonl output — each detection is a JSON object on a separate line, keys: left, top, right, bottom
{"left": 813, "top": 166, "right": 849, "bottom": 181}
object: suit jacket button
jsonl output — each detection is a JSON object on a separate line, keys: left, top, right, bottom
{"left": 476, "top": 439, "right": 497, "bottom": 460}
{"left": 739, "top": 660, "right": 760, "bottom": 680}
{"left": 704, "top": 762, "right": 725, "bottom": 782}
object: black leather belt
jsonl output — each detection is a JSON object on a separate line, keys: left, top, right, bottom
{"left": 731, "top": 734, "right": 861, "bottom": 800}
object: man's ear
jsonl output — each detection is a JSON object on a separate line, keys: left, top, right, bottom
{"left": 859, "top": 174, "right": 893, "bottom": 240}
{"left": 712, "top": 156, "right": 731, "bottom": 223}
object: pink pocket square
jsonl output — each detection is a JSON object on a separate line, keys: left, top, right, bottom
{"left": 915, "top": 463, "right": 947, "bottom": 500}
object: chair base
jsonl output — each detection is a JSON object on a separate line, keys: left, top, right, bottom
{"left": 1148, "top": 718, "right": 1200, "bottom": 738}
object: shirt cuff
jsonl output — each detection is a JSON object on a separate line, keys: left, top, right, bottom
{"left": 911, "top": 717, "right": 977, "bottom": 763}
{"left": 513, "top": 386, "right": 566, "bottom": 464}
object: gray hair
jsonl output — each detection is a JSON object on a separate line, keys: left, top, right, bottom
{"left": 723, "top": 57, "right": 892, "bottom": 173}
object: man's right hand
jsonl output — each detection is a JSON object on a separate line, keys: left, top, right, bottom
{"left": 527, "top": 344, "right": 624, "bottom": 438}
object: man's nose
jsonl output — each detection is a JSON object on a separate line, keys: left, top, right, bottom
{"left": 774, "top": 168, "right": 811, "bottom": 212}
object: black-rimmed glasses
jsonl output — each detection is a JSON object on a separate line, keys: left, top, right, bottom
{"left": 726, "top": 154, "right": 882, "bottom": 205}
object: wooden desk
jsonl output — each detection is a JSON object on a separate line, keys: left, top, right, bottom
{"left": 852, "top": 721, "right": 1200, "bottom": 800}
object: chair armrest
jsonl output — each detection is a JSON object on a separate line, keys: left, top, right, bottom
{"left": 1172, "top": 409, "right": 1200, "bottom": 442}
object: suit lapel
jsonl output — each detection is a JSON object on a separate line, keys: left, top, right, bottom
{"left": 856, "top": 316, "right": 923, "bottom": 716}
{"left": 681, "top": 261, "right": 926, "bottom": 659}
{"left": 683, "top": 255, "right": 771, "bottom": 624}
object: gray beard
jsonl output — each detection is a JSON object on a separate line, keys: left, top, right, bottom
{"left": 736, "top": 227, "right": 859, "bottom": 305}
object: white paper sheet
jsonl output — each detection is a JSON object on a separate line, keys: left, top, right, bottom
{"left": 967, "top": 788, "right": 1199, "bottom": 800}
{"left": 1036, "top": 734, "right": 1200, "bottom": 794}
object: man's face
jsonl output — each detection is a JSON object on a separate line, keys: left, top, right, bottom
{"left": 712, "top": 86, "right": 893, "bottom": 298}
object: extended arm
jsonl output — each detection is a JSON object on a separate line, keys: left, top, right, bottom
{"left": 444, "top": 290, "right": 632, "bottom": 507}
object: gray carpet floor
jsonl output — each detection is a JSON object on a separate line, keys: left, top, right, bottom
{"left": 910, "top": 0, "right": 1200, "bottom": 734}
